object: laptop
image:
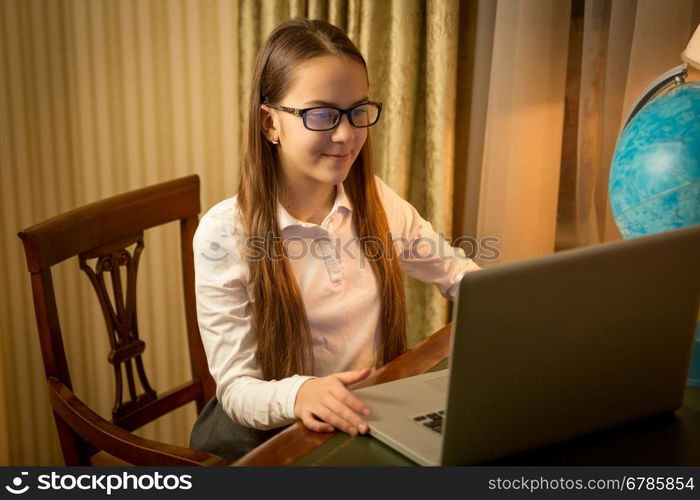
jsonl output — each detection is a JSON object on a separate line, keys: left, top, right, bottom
{"left": 353, "top": 225, "right": 700, "bottom": 465}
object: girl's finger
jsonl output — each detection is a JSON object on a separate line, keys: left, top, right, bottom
{"left": 301, "top": 412, "right": 334, "bottom": 433}
{"left": 334, "top": 368, "right": 372, "bottom": 386}
{"left": 314, "top": 404, "right": 358, "bottom": 436}
{"left": 330, "top": 386, "right": 371, "bottom": 417}
{"left": 322, "top": 394, "right": 368, "bottom": 433}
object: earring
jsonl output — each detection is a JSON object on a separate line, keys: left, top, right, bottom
{"left": 271, "top": 137, "right": 279, "bottom": 145}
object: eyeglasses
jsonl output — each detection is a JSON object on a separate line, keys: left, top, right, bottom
{"left": 264, "top": 101, "right": 383, "bottom": 131}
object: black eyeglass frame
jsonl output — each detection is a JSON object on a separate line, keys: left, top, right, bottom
{"left": 263, "top": 101, "right": 383, "bottom": 131}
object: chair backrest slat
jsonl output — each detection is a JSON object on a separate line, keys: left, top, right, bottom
{"left": 30, "top": 269, "right": 74, "bottom": 388}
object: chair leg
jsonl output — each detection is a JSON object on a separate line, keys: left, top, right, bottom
{"left": 53, "top": 413, "right": 91, "bottom": 466}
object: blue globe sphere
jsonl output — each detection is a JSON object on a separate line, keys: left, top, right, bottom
{"left": 609, "top": 81, "right": 700, "bottom": 238}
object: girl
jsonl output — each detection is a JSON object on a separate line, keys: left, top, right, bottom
{"left": 190, "top": 18, "right": 480, "bottom": 462}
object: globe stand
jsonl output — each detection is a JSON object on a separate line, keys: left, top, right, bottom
{"left": 611, "top": 61, "right": 700, "bottom": 387}
{"left": 619, "top": 63, "right": 688, "bottom": 134}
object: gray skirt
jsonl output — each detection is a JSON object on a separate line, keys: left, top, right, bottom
{"left": 189, "top": 397, "right": 286, "bottom": 462}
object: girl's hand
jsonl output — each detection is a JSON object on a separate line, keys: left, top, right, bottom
{"left": 294, "top": 368, "right": 372, "bottom": 436}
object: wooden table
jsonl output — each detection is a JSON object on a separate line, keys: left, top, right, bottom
{"left": 235, "top": 324, "right": 700, "bottom": 466}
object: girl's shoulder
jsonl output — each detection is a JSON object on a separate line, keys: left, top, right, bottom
{"left": 373, "top": 174, "right": 391, "bottom": 197}
{"left": 194, "top": 195, "right": 246, "bottom": 255}
{"left": 372, "top": 175, "right": 412, "bottom": 207}
{"left": 200, "top": 195, "right": 239, "bottom": 221}
{"left": 372, "top": 175, "right": 417, "bottom": 220}
{"left": 197, "top": 195, "right": 242, "bottom": 234}
{"left": 194, "top": 195, "right": 251, "bottom": 282}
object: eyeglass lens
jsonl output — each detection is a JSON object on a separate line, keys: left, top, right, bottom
{"left": 304, "top": 103, "right": 379, "bottom": 130}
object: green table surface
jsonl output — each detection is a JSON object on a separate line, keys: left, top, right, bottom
{"left": 295, "top": 360, "right": 700, "bottom": 466}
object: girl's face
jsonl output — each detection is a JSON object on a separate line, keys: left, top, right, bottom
{"left": 261, "top": 54, "right": 369, "bottom": 189}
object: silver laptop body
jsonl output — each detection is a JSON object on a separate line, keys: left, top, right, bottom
{"left": 353, "top": 225, "right": 700, "bottom": 465}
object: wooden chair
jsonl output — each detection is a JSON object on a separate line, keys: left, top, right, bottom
{"left": 17, "top": 175, "right": 229, "bottom": 466}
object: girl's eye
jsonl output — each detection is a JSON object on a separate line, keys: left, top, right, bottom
{"left": 310, "top": 110, "right": 334, "bottom": 120}
{"left": 306, "top": 109, "right": 338, "bottom": 129}
{"left": 351, "top": 105, "right": 371, "bottom": 125}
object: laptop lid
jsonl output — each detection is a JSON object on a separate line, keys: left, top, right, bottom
{"left": 440, "top": 224, "right": 700, "bottom": 465}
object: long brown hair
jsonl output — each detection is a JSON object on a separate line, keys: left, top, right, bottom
{"left": 237, "top": 18, "right": 407, "bottom": 380}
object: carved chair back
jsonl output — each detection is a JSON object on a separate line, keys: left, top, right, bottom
{"left": 18, "top": 175, "right": 225, "bottom": 465}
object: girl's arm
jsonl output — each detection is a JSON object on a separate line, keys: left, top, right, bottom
{"left": 376, "top": 176, "right": 481, "bottom": 300}
{"left": 194, "top": 199, "right": 314, "bottom": 430}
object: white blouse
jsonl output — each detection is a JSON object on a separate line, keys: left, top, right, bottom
{"left": 193, "top": 176, "right": 480, "bottom": 429}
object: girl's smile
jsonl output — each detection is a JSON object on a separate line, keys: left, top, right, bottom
{"left": 323, "top": 152, "right": 352, "bottom": 162}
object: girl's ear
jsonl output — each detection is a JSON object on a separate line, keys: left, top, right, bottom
{"left": 260, "top": 104, "right": 280, "bottom": 143}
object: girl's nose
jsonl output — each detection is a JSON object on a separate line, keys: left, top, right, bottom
{"left": 331, "top": 114, "right": 354, "bottom": 142}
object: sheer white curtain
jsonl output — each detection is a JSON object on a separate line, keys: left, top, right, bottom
{"left": 458, "top": 0, "right": 700, "bottom": 267}
{"left": 460, "top": 0, "right": 572, "bottom": 266}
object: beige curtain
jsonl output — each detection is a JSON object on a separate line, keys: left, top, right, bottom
{"left": 0, "top": 0, "right": 461, "bottom": 465}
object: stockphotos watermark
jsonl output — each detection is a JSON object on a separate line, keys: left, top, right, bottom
{"left": 201, "top": 232, "right": 501, "bottom": 265}
{"left": 3, "top": 470, "right": 192, "bottom": 496}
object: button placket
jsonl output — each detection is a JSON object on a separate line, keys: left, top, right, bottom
{"left": 319, "top": 226, "right": 343, "bottom": 283}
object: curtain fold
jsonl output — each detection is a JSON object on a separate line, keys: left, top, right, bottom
{"left": 474, "top": 0, "right": 572, "bottom": 265}
{"left": 453, "top": 0, "right": 496, "bottom": 245}
{"left": 575, "top": 0, "right": 612, "bottom": 247}
{"left": 406, "top": 0, "right": 460, "bottom": 341}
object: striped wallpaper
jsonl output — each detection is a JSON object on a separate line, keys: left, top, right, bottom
{"left": 0, "top": 0, "right": 257, "bottom": 466}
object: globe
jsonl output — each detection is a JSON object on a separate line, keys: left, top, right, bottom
{"left": 609, "top": 81, "right": 700, "bottom": 238}
{"left": 609, "top": 79, "right": 700, "bottom": 387}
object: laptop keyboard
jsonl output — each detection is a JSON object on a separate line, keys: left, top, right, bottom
{"left": 413, "top": 410, "right": 445, "bottom": 434}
